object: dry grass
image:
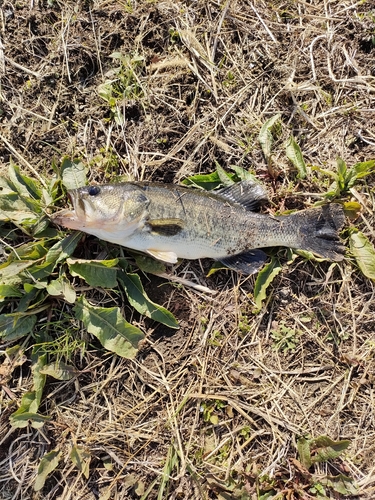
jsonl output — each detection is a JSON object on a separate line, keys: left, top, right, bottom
{"left": 0, "top": 0, "right": 375, "bottom": 499}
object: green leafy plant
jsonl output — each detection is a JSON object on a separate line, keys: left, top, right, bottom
{"left": 271, "top": 321, "right": 302, "bottom": 353}
{"left": 0, "top": 158, "right": 178, "bottom": 366}
{"left": 200, "top": 399, "right": 226, "bottom": 425}
{"left": 97, "top": 52, "right": 146, "bottom": 123}
{"left": 297, "top": 435, "right": 350, "bottom": 469}
{"left": 313, "top": 158, "right": 375, "bottom": 199}
{"left": 0, "top": 159, "right": 180, "bottom": 457}
{"left": 296, "top": 435, "right": 358, "bottom": 498}
{"left": 258, "top": 113, "right": 281, "bottom": 175}
{"left": 285, "top": 135, "right": 307, "bottom": 179}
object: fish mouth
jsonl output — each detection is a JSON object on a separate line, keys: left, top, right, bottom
{"left": 50, "top": 189, "right": 87, "bottom": 230}
{"left": 50, "top": 208, "right": 83, "bottom": 230}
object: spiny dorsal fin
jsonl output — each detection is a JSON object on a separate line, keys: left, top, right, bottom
{"left": 217, "top": 180, "right": 268, "bottom": 211}
{"left": 147, "top": 218, "right": 185, "bottom": 236}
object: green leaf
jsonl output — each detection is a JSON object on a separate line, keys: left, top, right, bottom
{"left": 10, "top": 410, "right": 51, "bottom": 429}
{"left": 13, "top": 391, "right": 38, "bottom": 414}
{"left": 336, "top": 157, "right": 347, "bottom": 189}
{"left": 8, "top": 163, "right": 42, "bottom": 200}
{"left": 47, "top": 277, "right": 76, "bottom": 303}
{"left": 70, "top": 445, "right": 91, "bottom": 479}
{"left": 40, "top": 361, "right": 76, "bottom": 380}
{"left": 60, "top": 157, "right": 87, "bottom": 190}
{"left": 230, "top": 165, "right": 257, "bottom": 182}
{"left": 0, "top": 312, "right": 37, "bottom": 341}
{"left": 45, "top": 231, "right": 83, "bottom": 265}
{"left": 258, "top": 114, "right": 280, "bottom": 161}
{"left": 253, "top": 257, "right": 282, "bottom": 309}
{"left": 343, "top": 201, "right": 361, "bottom": 219}
{"left": 0, "top": 284, "right": 22, "bottom": 300}
{"left": 0, "top": 193, "right": 39, "bottom": 224}
{"left": 10, "top": 370, "right": 50, "bottom": 429}
{"left": 25, "top": 260, "right": 55, "bottom": 281}
{"left": 182, "top": 171, "right": 235, "bottom": 190}
{"left": 0, "top": 260, "right": 35, "bottom": 285}
{"left": 310, "top": 435, "right": 350, "bottom": 464}
{"left": 32, "top": 354, "right": 47, "bottom": 409}
{"left": 11, "top": 241, "right": 48, "bottom": 261}
{"left": 320, "top": 474, "right": 358, "bottom": 496}
{"left": 10, "top": 356, "right": 48, "bottom": 428}
{"left": 297, "top": 437, "right": 312, "bottom": 469}
{"left": 67, "top": 258, "right": 119, "bottom": 288}
{"left": 0, "top": 176, "right": 17, "bottom": 194}
{"left": 30, "top": 216, "right": 51, "bottom": 236}
{"left": 118, "top": 272, "right": 179, "bottom": 329}
{"left": 74, "top": 296, "right": 144, "bottom": 358}
{"left": 16, "top": 286, "right": 46, "bottom": 313}
{"left": 353, "top": 159, "right": 375, "bottom": 178}
{"left": 34, "top": 450, "right": 62, "bottom": 492}
{"left": 134, "top": 254, "right": 166, "bottom": 274}
{"left": 285, "top": 136, "right": 307, "bottom": 179}
{"left": 311, "top": 165, "right": 337, "bottom": 180}
{"left": 207, "top": 261, "right": 228, "bottom": 276}
{"left": 349, "top": 230, "right": 375, "bottom": 280}
{"left": 215, "top": 162, "right": 234, "bottom": 187}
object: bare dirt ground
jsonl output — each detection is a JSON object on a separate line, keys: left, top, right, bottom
{"left": 0, "top": 0, "right": 375, "bottom": 499}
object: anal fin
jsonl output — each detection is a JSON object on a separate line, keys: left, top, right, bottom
{"left": 219, "top": 249, "right": 268, "bottom": 275}
{"left": 147, "top": 249, "right": 178, "bottom": 264}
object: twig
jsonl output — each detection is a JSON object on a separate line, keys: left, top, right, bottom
{"left": 249, "top": 3, "right": 277, "bottom": 43}
{"left": 4, "top": 56, "right": 40, "bottom": 78}
{"left": 0, "top": 133, "right": 47, "bottom": 188}
{"left": 154, "top": 271, "right": 218, "bottom": 295}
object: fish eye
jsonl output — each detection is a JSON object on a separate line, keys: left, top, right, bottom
{"left": 88, "top": 186, "right": 101, "bottom": 196}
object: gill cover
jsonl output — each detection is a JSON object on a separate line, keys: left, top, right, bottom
{"left": 70, "top": 184, "right": 150, "bottom": 226}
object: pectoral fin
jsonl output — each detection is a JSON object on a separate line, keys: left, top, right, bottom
{"left": 147, "top": 249, "right": 178, "bottom": 263}
{"left": 147, "top": 218, "right": 184, "bottom": 236}
{"left": 219, "top": 249, "right": 268, "bottom": 275}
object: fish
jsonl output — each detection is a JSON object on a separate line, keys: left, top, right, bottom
{"left": 51, "top": 180, "right": 346, "bottom": 275}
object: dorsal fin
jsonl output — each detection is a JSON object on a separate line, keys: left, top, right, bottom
{"left": 217, "top": 180, "right": 268, "bottom": 211}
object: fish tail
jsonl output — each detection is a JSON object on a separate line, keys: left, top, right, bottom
{"left": 292, "top": 204, "right": 346, "bottom": 261}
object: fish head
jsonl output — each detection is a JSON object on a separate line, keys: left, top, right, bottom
{"left": 52, "top": 184, "right": 149, "bottom": 237}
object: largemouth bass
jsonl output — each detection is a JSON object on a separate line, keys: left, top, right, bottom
{"left": 51, "top": 180, "right": 345, "bottom": 275}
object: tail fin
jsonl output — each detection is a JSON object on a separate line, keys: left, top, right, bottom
{"left": 293, "top": 204, "right": 346, "bottom": 261}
